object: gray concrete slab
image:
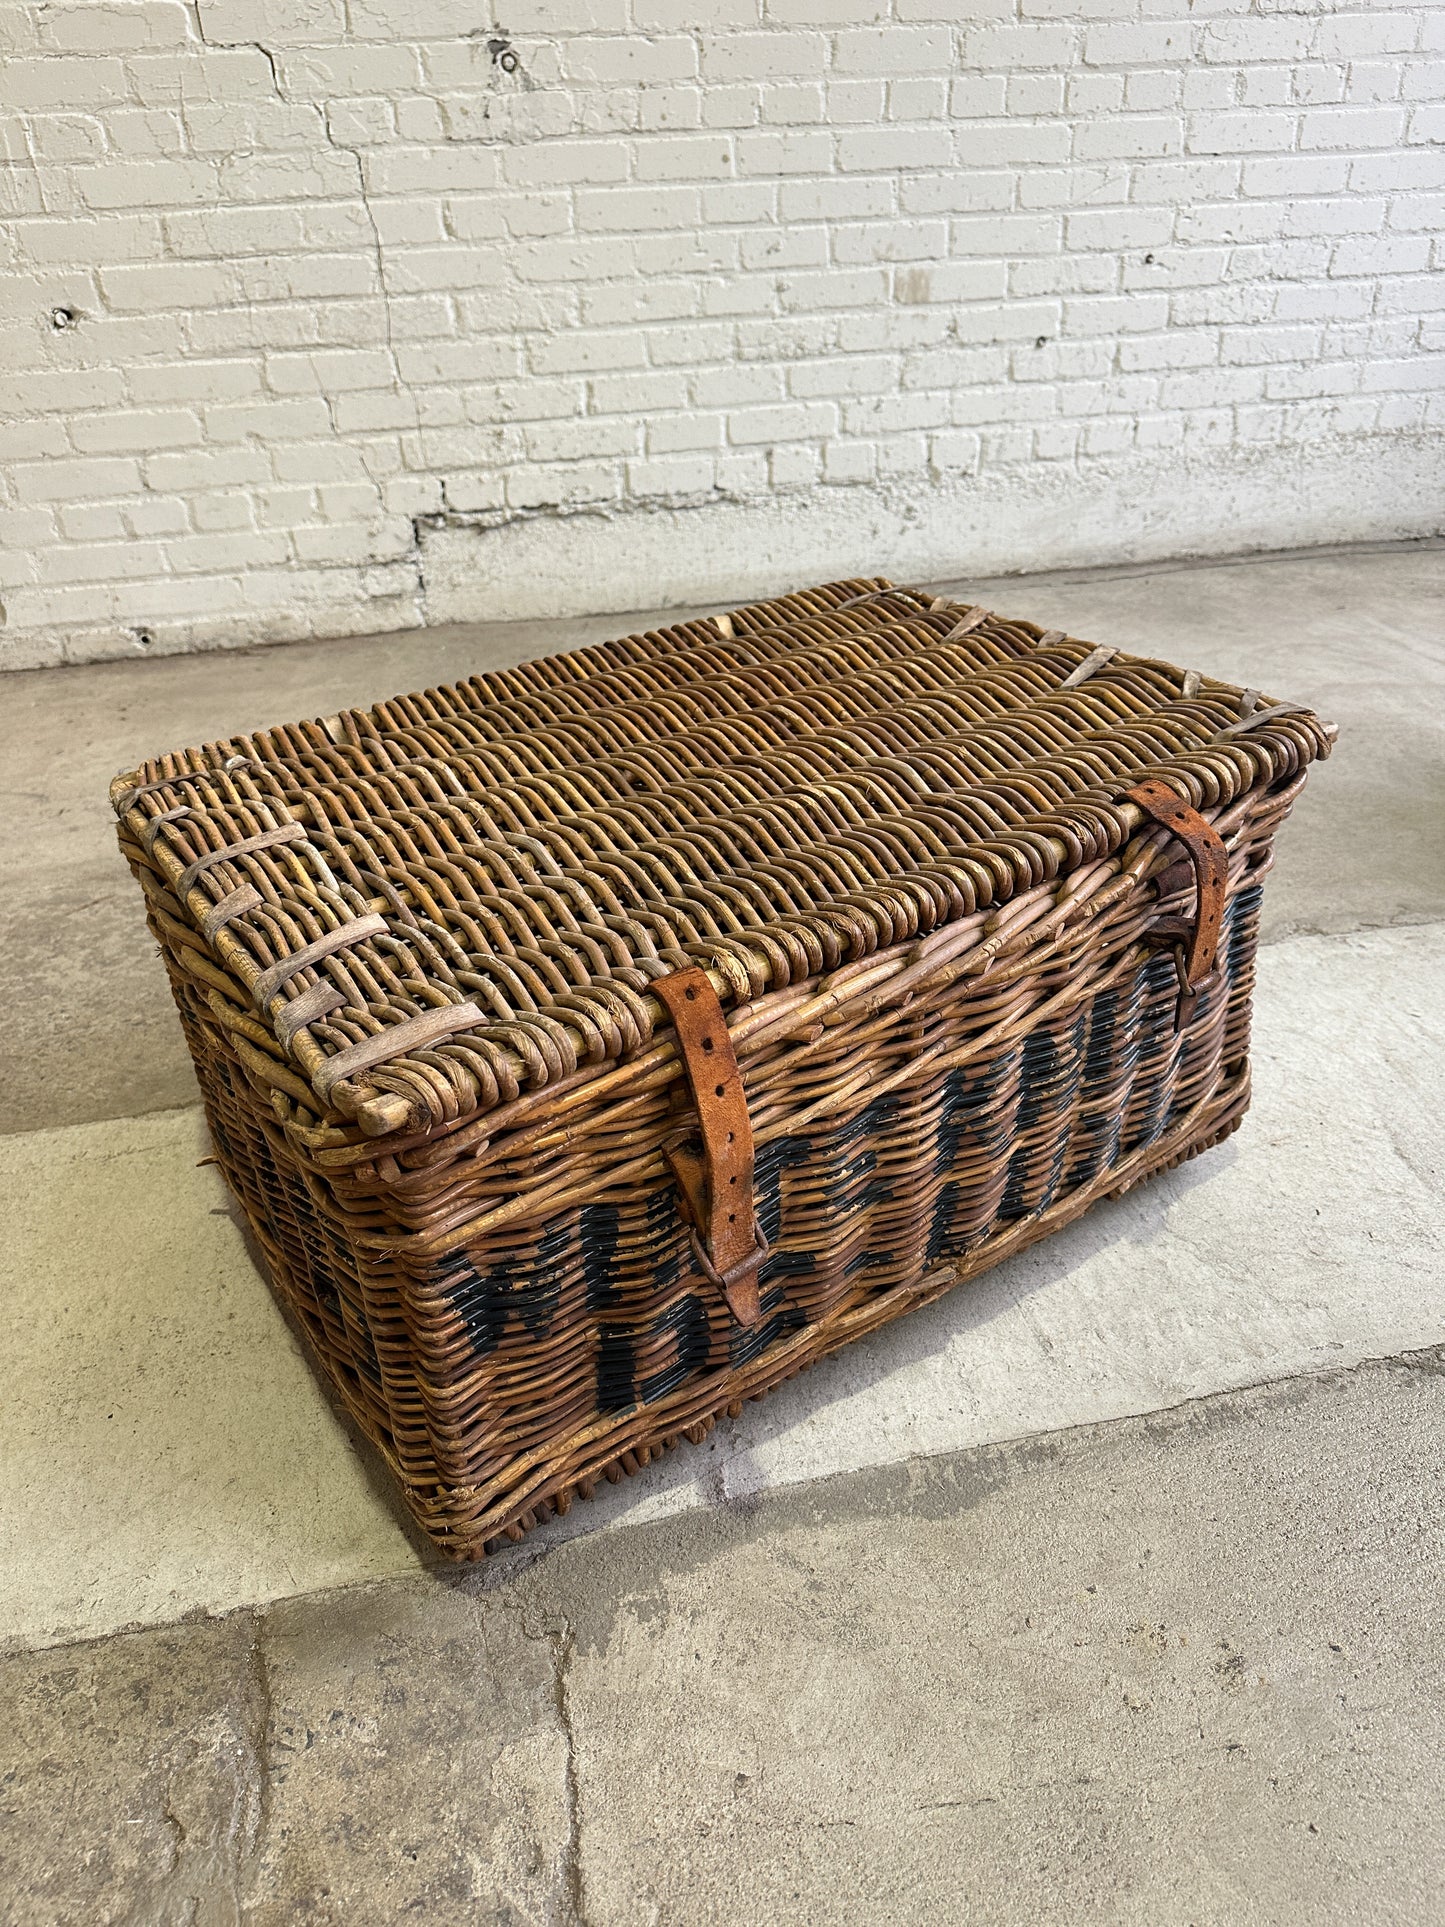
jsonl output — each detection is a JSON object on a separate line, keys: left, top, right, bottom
{"left": 1, "top": 1354, "right": 1442, "bottom": 1925}
{"left": 0, "top": 1583, "right": 573, "bottom": 1926}
{"left": 2, "top": 542, "right": 1440, "bottom": 1136}
{"left": 4, "top": 922, "right": 1440, "bottom": 1655}
{"left": 0, "top": 1106, "right": 422, "bottom": 1653}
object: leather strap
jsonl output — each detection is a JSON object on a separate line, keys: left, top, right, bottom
{"left": 652, "top": 966, "right": 767, "bottom": 1328}
{"left": 1125, "top": 778, "right": 1229, "bottom": 1025}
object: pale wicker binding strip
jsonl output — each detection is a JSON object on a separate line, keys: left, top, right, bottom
{"left": 310, "top": 1000, "right": 492, "bottom": 1100}
{"left": 250, "top": 912, "right": 389, "bottom": 1010}
{"left": 273, "top": 979, "right": 347, "bottom": 1050}
{"left": 1059, "top": 642, "right": 1119, "bottom": 688}
{"left": 201, "top": 883, "right": 262, "bottom": 941}
{"left": 176, "top": 822, "right": 307, "bottom": 896}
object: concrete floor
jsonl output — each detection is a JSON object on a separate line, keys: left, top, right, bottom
{"left": 1, "top": 542, "right": 1442, "bottom": 1921}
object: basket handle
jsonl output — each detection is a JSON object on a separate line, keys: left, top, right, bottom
{"left": 652, "top": 967, "right": 768, "bottom": 1328}
{"left": 1124, "top": 778, "right": 1229, "bottom": 1026}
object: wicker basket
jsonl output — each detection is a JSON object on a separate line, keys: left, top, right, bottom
{"left": 111, "top": 578, "right": 1330, "bottom": 1558}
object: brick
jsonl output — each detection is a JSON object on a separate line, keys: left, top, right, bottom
{"left": 1187, "top": 112, "right": 1300, "bottom": 155}
{"left": 950, "top": 76, "right": 1007, "bottom": 118}
{"left": 647, "top": 413, "right": 726, "bottom": 453}
{"left": 5, "top": 58, "right": 129, "bottom": 110}
{"left": 1064, "top": 293, "right": 1171, "bottom": 336}
{"left": 11, "top": 453, "right": 143, "bottom": 506}
{"left": 735, "top": 130, "right": 834, "bottom": 175}
{"left": 727, "top": 400, "right": 836, "bottom": 443}
{"left": 195, "top": 0, "right": 348, "bottom": 44}
{"left": 635, "top": 136, "right": 735, "bottom": 181}
{"left": 582, "top": 277, "right": 702, "bottom": 325}
{"left": 1012, "top": 255, "right": 1119, "bottom": 298}
{"left": 1199, "top": 18, "right": 1312, "bottom": 63}
{"left": 70, "top": 407, "right": 202, "bottom": 453}
{"left": 1299, "top": 106, "right": 1407, "bottom": 149}
{"left": 702, "top": 32, "right": 828, "bottom": 81}
{"left": 1345, "top": 62, "right": 1406, "bottom": 105}
{"left": 961, "top": 23, "right": 1078, "bottom": 67}
{"left": 766, "top": 0, "right": 885, "bottom": 21}
{"left": 831, "top": 219, "right": 949, "bottom": 265}
{"left": 127, "top": 47, "right": 276, "bottom": 106}
{"left": 57, "top": 501, "right": 128, "bottom": 542}
{"left": 1241, "top": 155, "right": 1352, "bottom": 198}
{"left": 628, "top": 453, "right": 718, "bottom": 495}
{"left": 759, "top": 83, "right": 825, "bottom": 126}
{"left": 1219, "top": 323, "right": 1323, "bottom": 365}
{"left": 162, "top": 207, "right": 308, "bottom": 258}
{"left": 768, "top": 442, "right": 821, "bottom": 486}
{"left": 524, "top": 416, "right": 641, "bottom": 462}
{"left": 1315, "top": 13, "right": 1420, "bottom": 60}
{"left": 1117, "top": 331, "right": 1220, "bottom": 372}
{"left": 77, "top": 158, "right": 220, "bottom": 211}
{"left": 98, "top": 261, "right": 238, "bottom": 311}
{"left": 221, "top": 149, "right": 360, "bottom": 200}
{"left": 502, "top": 141, "right": 626, "bottom": 189}
{"left": 951, "top": 212, "right": 1062, "bottom": 255}
{"left": 694, "top": 182, "right": 773, "bottom": 227}
{"left": 529, "top": 330, "right": 650, "bottom": 375}
{"left": 35, "top": 538, "right": 167, "bottom": 583}
{"left": 506, "top": 461, "right": 619, "bottom": 507}
{"left": 1006, "top": 74, "right": 1065, "bottom": 116}
{"left": 576, "top": 186, "right": 702, "bottom": 233}
{"left": 837, "top": 126, "right": 956, "bottom": 172}
{"left": 1074, "top": 116, "right": 1183, "bottom": 161}
{"left": 833, "top": 28, "right": 952, "bottom": 74}
{"left": 1350, "top": 149, "right": 1445, "bottom": 193}
{"left": 955, "top": 119, "right": 1071, "bottom": 166}
{"left": 204, "top": 397, "right": 335, "bottom": 443}
{"left": 265, "top": 348, "right": 398, "bottom": 392}
{"left": 562, "top": 35, "right": 696, "bottom": 84}
{"left": 889, "top": 78, "right": 951, "bottom": 121}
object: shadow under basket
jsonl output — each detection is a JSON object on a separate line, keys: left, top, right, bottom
{"left": 111, "top": 577, "right": 1331, "bottom": 1558}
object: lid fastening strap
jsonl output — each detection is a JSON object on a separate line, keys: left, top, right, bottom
{"left": 652, "top": 967, "right": 768, "bottom": 1328}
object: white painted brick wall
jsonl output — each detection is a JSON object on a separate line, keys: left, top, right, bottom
{"left": 2, "top": 0, "right": 1443, "bottom": 666}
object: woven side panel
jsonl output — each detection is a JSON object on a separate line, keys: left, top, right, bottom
{"left": 146, "top": 781, "right": 1285, "bottom": 1557}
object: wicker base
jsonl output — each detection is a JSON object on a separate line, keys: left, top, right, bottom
{"left": 231, "top": 1054, "right": 1249, "bottom": 1557}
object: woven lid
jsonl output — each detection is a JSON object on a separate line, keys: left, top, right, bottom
{"left": 111, "top": 575, "right": 1328, "bottom": 1140}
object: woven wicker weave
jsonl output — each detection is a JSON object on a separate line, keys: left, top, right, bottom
{"left": 111, "top": 577, "right": 1330, "bottom": 1558}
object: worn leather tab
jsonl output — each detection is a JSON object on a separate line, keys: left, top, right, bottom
{"left": 1125, "top": 778, "right": 1229, "bottom": 1024}
{"left": 652, "top": 966, "right": 767, "bottom": 1328}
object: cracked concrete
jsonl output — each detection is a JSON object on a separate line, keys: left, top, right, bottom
{"left": 0, "top": 544, "right": 1442, "bottom": 1918}
{"left": 2, "top": 1356, "right": 1443, "bottom": 1923}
